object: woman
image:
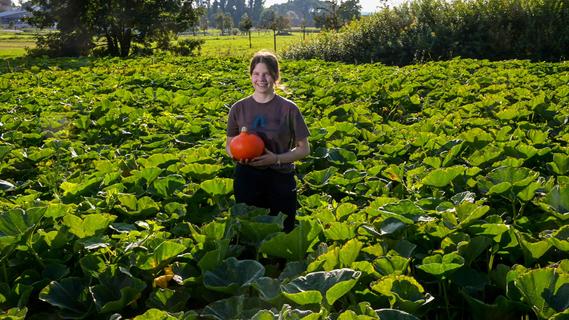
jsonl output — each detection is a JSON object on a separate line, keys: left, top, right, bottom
{"left": 226, "top": 51, "right": 310, "bottom": 232}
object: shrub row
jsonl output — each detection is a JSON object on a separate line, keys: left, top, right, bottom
{"left": 283, "top": 0, "right": 569, "bottom": 65}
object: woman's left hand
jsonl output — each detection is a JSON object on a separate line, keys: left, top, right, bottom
{"left": 249, "top": 148, "right": 277, "bottom": 167}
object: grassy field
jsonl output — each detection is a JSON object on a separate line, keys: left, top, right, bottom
{"left": 183, "top": 30, "right": 317, "bottom": 57}
{"left": 0, "top": 29, "right": 317, "bottom": 58}
{"left": 0, "top": 32, "right": 37, "bottom": 57}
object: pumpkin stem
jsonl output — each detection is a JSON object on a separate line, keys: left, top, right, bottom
{"left": 241, "top": 126, "right": 248, "bottom": 133}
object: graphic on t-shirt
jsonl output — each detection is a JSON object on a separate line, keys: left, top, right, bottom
{"left": 252, "top": 115, "right": 266, "bottom": 129}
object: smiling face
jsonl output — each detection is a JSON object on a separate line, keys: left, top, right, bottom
{"left": 251, "top": 62, "right": 275, "bottom": 95}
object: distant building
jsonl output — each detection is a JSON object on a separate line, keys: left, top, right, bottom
{"left": 0, "top": 8, "right": 32, "bottom": 28}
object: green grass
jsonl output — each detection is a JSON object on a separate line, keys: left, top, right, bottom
{"left": 0, "top": 39, "right": 35, "bottom": 57}
{"left": 0, "top": 29, "right": 318, "bottom": 58}
{"left": 182, "top": 28, "right": 318, "bottom": 57}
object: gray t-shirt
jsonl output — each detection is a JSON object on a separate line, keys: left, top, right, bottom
{"left": 227, "top": 94, "right": 310, "bottom": 172}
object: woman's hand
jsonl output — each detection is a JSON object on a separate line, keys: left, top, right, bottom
{"left": 248, "top": 148, "right": 277, "bottom": 167}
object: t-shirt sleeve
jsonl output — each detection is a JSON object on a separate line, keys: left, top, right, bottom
{"left": 292, "top": 105, "right": 310, "bottom": 141}
{"left": 226, "top": 103, "right": 240, "bottom": 137}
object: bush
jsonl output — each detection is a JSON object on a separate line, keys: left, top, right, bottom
{"left": 283, "top": 0, "right": 569, "bottom": 64}
{"left": 26, "top": 31, "right": 92, "bottom": 57}
{"left": 171, "top": 38, "right": 204, "bottom": 56}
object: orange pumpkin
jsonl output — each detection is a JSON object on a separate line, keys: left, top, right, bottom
{"left": 230, "top": 127, "right": 265, "bottom": 160}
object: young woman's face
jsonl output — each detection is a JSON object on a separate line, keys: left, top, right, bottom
{"left": 251, "top": 62, "right": 275, "bottom": 94}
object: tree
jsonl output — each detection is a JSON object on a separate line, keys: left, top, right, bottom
{"left": 239, "top": 13, "right": 253, "bottom": 48}
{"left": 276, "top": 15, "right": 290, "bottom": 33}
{"left": 215, "top": 11, "right": 226, "bottom": 34}
{"left": 27, "top": 0, "right": 202, "bottom": 57}
{"left": 338, "top": 0, "right": 360, "bottom": 25}
{"left": 313, "top": 0, "right": 359, "bottom": 31}
{"left": 223, "top": 12, "right": 233, "bottom": 33}
{"left": 199, "top": 13, "right": 209, "bottom": 35}
{"left": 258, "top": 9, "right": 288, "bottom": 52}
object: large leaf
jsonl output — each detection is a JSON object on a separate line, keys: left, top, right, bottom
{"left": 514, "top": 268, "right": 569, "bottom": 319}
{"left": 373, "top": 256, "right": 411, "bottom": 276}
{"left": 200, "top": 178, "right": 233, "bottom": 196}
{"left": 39, "top": 277, "right": 92, "bottom": 319}
{"left": 238, "top": 213, "right": 286, "bottom": 244}
{"left": 252, "top": 277, "right": 282, "bottom": 303}
{"left": 422, "top": 165, "right": 466, "bottom": 187}
{"left": 132, "top": 308, "right": 182, "bottom": 320}
{"left": 281, "top": 268, "right": 361, "bottom": 306}
{"left": 537, "top": 184, "right": 569, "bottom": 220}
{"left": 62, "top": 213, "right": 116, "bottom": 239}
{"left": 478, "top": 166, "right": 539, "bottom": 197}
{"left": 152, "top": 175, "right": 186, "bottom": 198}
{"left": 514, "top": 230, "right": 552, "bottom": 264}
{"left": 0, "top": 208, "right": 44, "bottom": 248}
{"left": 461, "top": 293, "right": 528, "bottom": 320}
{"left": 259, "top": 220, "right": 322, "bottom": 261}
{"left": 371, "top": 275, "right": 434, "bottom": 313}
{"left": 145, "top": 288, "right": 191, "bottom": 313}
{"left": 550, "top": 225, "right": 569, "bottom": 252}
{"left": 89, "top": 267, "right": 147, "bottom": 313}
{"left": 375, "top": 309, "right": 420, "bottom": 320}
{"left": 548, "top": 153, "right": 569, "bottom": 175}
{"left": 304, "top": 167, "right": 339, "bottom": 188}
{"left": 416, "top": 252, "right": 464, "bottom": 277}
{"left": 116, "top": 194, "right": 161, "bottom": 216}
{"left": 135, "top": 240, "right": 187, "bottom": 270}
{"left": 201, "top": 295, "right": 271, "bottom": 320}
{"left": 203, "top": 257, "right": 265, "bottom": 294}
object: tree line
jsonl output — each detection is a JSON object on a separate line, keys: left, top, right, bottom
{"left": 20, "top": 0, "right": 360, "bottom": 57}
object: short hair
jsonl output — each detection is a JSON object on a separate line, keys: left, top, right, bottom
{"left": 249, "top": 51, "right": 280, "bottom": 83}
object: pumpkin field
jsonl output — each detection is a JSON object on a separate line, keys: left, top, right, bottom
{"left": 0, "top": 55, "right": 568, "bottom": 319}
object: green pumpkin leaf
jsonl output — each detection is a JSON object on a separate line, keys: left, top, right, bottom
{"left": 304, "top": 167, "right": 339, "bottom": 187}
{"left": 259, "top": 220, "right": 322, "bottom": 261}
{"left": 146, "top": 288, "right": 191, "bottom": 313}
{"left": 90, "top": 267, "right": 147, "bottom": 313}
{"left": 550, "top": 225, "right": 569, "bottom": 252}
{"left": 417, "top": 252, "right": 464, "bottom": 277}
{"left": 253, "top": 277, "right": 282, "bottom": 302}
{"left": 39, "top": 277, "right": 92, "bottom": 318}
{"left": 371, "top": 275, "right": 433, "bottom": 313}
{"left": 548, "top": 153, "right": 569, "bottom": 175}
{"left": 514, "top": 268, "right": 569, "bottom": 319}
{"left": 136, "top": 240, "right": 187, "bottom": 270}
{"left": 200, "top": 178, "right": 233, "bottom": 196}
{"left": 375, "top": 309, "right": 420, "bottom": 320}
{"left": 373, "top": 256, "right": 411, "bottom": 276}
{"left": 204, "top": 257, "right": 265, "bottom": 294}
{"left": 281, "top": 268, "right": 361, "bottom": 305}
{"left": 153, "top": 175, "right": 186, "bottom": 198}
{"left": 132, "top": 308, "right": 182, "bottom": 320}
{"left": 538, "top": 184, "right": 569, "bottom": 220}
{"left": 62, "top": 213, "right": 115, "bottom": 238}
{"left": 422, "top": 166, "right": 466, "bottom": 187}
{"left": 0, "top": 208, "right": 44, "bottom": 239}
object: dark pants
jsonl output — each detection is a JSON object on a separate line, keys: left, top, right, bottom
{"left": 234, "top": 164, "right": 297, "bottom": 232}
